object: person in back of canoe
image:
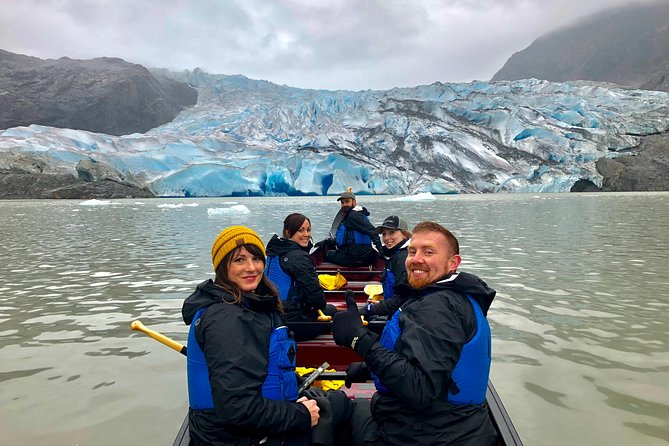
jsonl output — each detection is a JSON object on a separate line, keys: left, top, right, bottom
{"left": 182, "top": 225, "right": 319, "bottom": 445}
{"left": 365, "top": 215, "right": 412, "bottom": 318}
{"left": 265, "top": 213, "right": 338, "bottom": 341}
{"left": 332, "top": 221, "right": 498, "bottom": 446}
{"left": 314, "top": 188, "right": 382, "bottom": 267}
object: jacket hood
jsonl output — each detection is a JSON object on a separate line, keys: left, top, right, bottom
{"left": 265, "top": 234, "right": 311, "bottom": 257}
{"left": 352, "top": 205, "right": 370, "bottom": 216}
{"left": 182, "top": 279, "right": 230, "bottom": 325}
{"left": 182, "top": 279, "right": 281, "bottom": 325}
{"left": 381, "top": 238, "right": 409, "bottom": 259}
{"left": 432, "top": 271, "right": 496, "bottom": 315}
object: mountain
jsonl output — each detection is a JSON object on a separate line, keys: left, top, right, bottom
{"left": 1, "top": 69, "right": 668, "bottom": 199}
{"left": 491, "top": 1, "right": 669, "bottom": 92}
{"left": 0, "top": 50, "right": 197, "bottom": 135}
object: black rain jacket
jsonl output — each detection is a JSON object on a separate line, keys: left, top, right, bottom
{"left": 368, "top": 240, "right": 410, "bottom": 316}
{"left": 339, "top": 206, "right": 383, "bottom": 257}
{"left": 265, "top": 234, "right": 327, "bottom": 317}
{"left": 182, "top": 279, "right": 311, "bottom": 445}
{"left": 364, "top": 271, "right": 498, "bottom": 446}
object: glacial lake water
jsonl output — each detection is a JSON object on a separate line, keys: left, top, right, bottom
{"left": 0, "top": 192, "right": 668, "bottom": 445}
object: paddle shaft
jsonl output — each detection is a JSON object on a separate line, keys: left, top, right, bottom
{"left": 130, "top": 320, "right": 187, "bottom": 356}
{"left": 130, "top": 320, "right": 352, "bottom": 381}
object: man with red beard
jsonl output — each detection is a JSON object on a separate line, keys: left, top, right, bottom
{"left": 332, "top": 221, "right": 497, "bottom": 446}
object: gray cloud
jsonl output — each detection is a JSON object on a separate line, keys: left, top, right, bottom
{"left": 0, "top": 0, "right": 656, "bottom": 90}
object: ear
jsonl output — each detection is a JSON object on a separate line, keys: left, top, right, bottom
{"left": 448, "top": 254, "right": 462, "bottom": 273}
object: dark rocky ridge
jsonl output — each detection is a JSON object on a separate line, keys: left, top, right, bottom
{"left": 0, "top": 153, "right": 154, "bottom": 199}
{"left": 493, "top": 2, "right": 669, "bottom": 192}
{"left": 491, "top": 1, "right": 669, "bottom": 93}
{"left": 596, "top": 133, "right": 669, "bottom": 191}
{"left": 0, "top": 49, "right": 197, "bottom": 135}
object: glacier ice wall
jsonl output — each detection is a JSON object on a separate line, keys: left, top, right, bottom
{"left": 1, "top": 71, "right": 668, "bottom": 196}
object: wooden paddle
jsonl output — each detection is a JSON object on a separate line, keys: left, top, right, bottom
{"left": 130, "top": 320, "right": 187, "bottom": 356}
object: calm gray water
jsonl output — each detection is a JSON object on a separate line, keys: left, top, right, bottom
{"left": 1, "top": 193, "right": 668, "bottom": 445}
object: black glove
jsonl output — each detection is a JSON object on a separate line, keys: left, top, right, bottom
{"left": 314, "top": 237, "right": 335, "bottom": 250}
{"left": 332, "top": 291, "right": 377, "bottom": 355}
{"left": 301, "top": 387, "right": 326, "bottom": 400}
{"left": 345, "top": 362, "right": 371, "bottom": 388}
{"left": 344, "top": 289, "right": 357, "bottom": 309}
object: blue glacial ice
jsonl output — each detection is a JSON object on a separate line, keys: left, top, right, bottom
{"left": 1, "top": 71, "right": 668, "bottom": 196}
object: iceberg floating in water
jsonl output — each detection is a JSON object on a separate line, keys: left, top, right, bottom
{"left": 79, "top": 199, "right": 112, "bottom": 206}
{"left": 207, "top": 205, "right": 251, "bottom": 216}
{"left": 388, "top": 192, "right": 437, "bottom": 202}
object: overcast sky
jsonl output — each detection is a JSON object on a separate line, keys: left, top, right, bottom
{"left": 0, "top": 0, "right": 656, "bottom": 90}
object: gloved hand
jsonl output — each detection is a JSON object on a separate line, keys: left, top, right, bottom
{"left": 345, "top": 288, "right": 359, "bottom": 309}
{"left": 301, "top": 387, "right": 326, "bottom": 400}
{"left": 344, "top": 362, "right": 371, "bottom": 388}
{"left": 314, "top": 237, "right": 336, "bottom": 250}
{"left": 332, "top": 291, "right": 377, "bottom": 355}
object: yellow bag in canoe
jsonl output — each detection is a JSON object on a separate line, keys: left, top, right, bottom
{"left": 318, "top": 272, "right": 347, "bottom": 290}
{"left": 295, "top": 366, "right": 344, "bottom": 391}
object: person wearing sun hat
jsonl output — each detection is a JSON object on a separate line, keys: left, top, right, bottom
{"left": 181, "top": 225, "right": 320, "bottom": 445}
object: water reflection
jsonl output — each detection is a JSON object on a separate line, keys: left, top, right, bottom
{"left": 1, "top": 193, "right": 668, "bottom": 445}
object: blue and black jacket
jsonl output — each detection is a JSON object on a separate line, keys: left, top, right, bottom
{"left": 181, "top": 279, "right": 311, "bottom": 445}
{"left": 360, "top": 272, "right": 498, "bottom": 445}
{"left": 380, "top": 239, "right": 409, "bottom": 299}
{"left": 265, "top": 234, "right": 326, "bottom": 315}
{"left": 334, "top": 206, "right": 382, "bottom": 257}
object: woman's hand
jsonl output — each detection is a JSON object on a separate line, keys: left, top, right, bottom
{"left": 296, "top": 396, "right": 320, "bottom": 427}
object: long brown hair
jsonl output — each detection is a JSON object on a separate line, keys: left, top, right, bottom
{"left": 214, "top": 243, "right": 283, "bottom": 312}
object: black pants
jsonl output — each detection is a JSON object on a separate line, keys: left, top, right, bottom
{"left": 350, "top": 399, "right": 379, "bottom": 446}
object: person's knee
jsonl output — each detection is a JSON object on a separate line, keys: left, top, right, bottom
{"left": 323, "top": 304, "right": 338, "bottom": 316}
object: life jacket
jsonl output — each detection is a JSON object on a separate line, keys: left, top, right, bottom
{"left": 381, "top": 242, "right": 408, "bottom": 299}
{"left": 373, "top": 295, "right": 491, "bottom": 405}
{"left": 335, "top": 214, "right": 372, "bottom": 249}
{"left": 381, "top": 269, "right": 396, "bottom": 299}
{"left": 187, "top": 307, "right": 298, "bottom": 409}
{"left": 264, "top": 255, "right": 299, "bottom": 302}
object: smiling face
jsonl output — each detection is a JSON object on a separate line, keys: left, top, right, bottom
{"left": 406, "top": 230, "right": 461, "bottom": 289}
{"left": 381, "top": 228, "right": 404, "bottom": 249}
{"left": 289, "top": 219, "right": 312, "bottom": 248}
{"left": 226, "top": 246, "right": 264, "bottom": 292}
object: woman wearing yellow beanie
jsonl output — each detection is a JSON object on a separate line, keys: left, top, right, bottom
{"left": 181, "top": 225, "right": 320, "bottom": 445}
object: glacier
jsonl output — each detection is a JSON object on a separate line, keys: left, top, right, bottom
{"left": 1, "top": 69, "right": 668, "bottom": 196}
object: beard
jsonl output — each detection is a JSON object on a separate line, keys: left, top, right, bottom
{"left": 408, "top": 273, "right": 431, "bottom": 289}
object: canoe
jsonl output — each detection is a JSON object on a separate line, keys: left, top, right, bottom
{"left": 172, "top": 258, "right": 523, "bottom": 445}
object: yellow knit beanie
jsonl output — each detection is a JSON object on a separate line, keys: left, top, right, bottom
{"left": 211, "top": 226, "right": 266, "bottom": 271}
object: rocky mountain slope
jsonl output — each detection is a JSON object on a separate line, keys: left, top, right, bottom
{"left": 491, "top": 1, "right": 669, "bottom": 93}
{"left": 0, "top": 49, "right": 197, "bottom": 135}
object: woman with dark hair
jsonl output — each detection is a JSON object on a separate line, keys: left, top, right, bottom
{"left": 265, "top": 213, "right": 337, "bottom": 341}
{"left": 182, "top": 225, "right": 320, "bottom": 445}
